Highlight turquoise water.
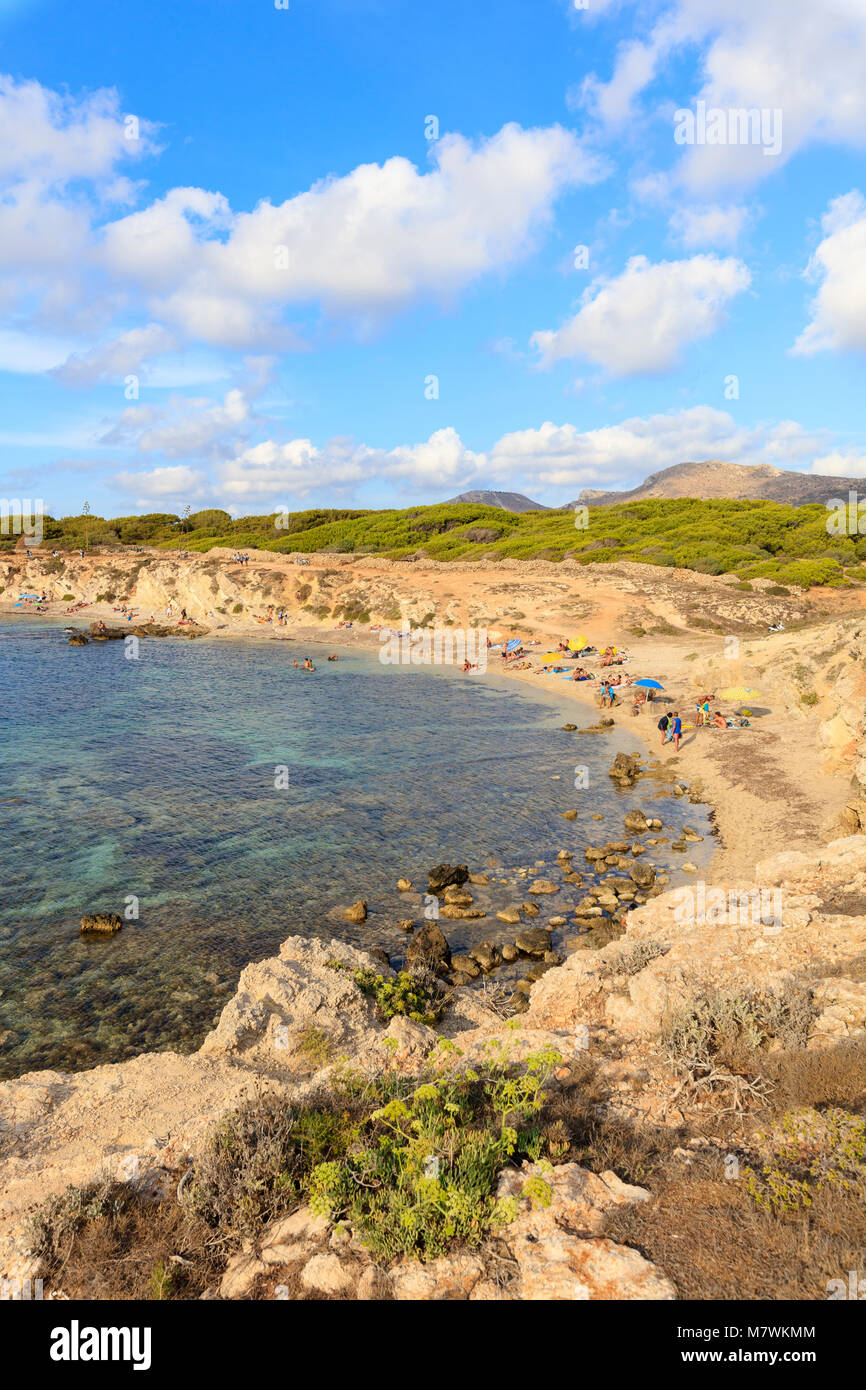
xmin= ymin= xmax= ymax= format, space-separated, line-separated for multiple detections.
xmin=0 ymin=618 xmax=713 ymax=1078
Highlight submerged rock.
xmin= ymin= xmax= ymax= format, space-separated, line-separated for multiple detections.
xmin=428 ymin=864 xmax=469 ymax=893
xmin=80 ymin=913 xmax=122 ymax=935
xmin=515 ymin=927 xmax=552 ymax=957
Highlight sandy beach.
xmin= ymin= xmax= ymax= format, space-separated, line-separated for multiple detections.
xmin=2 ymin=543 xmax=860 ymax=886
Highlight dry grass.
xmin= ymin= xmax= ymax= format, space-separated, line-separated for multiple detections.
xmin=605 ymin=1154 xmax=866 ymax=1300
xmin=31 ymin=1181 xmax=221 ymax=1301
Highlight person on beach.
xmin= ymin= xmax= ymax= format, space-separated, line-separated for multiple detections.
xmin=672 ymin=711 xmax=682 ymax=751
xmin=658 ymin=712 xmax=671 ymax=745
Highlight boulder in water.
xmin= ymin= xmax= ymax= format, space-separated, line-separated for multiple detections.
xmin=406 ymin=919 xmax=452 ymax=976
xmin=428 ymin=864 xmax=469 ymax=893
xmin=343 ymin=900 xmax=368 ymax=923
xmin=80 ymin=913 xmax=122 ymax=935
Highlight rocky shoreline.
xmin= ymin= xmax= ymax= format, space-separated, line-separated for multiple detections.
xmin=2 ymin=549 xmax=866 ymax=1299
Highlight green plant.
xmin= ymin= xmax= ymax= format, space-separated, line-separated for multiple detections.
xmin=326 ymin=962 xmax=446 ymax=1024
xmin=148 ymin=1260 xmax=174 ymax=1300
xmin=307 ymin=1039 xmax=562 ymax=1259
xmin=744 ymin=1107 xmax=866 ymax=1214
xmin=232 ymin=602 xmax=243 ymax=613
xmin=62 ymin=593 xmax=75 ymax=601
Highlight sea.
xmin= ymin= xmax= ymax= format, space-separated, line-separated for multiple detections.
xmin=0 ymin=617 xmax=713 ymax=1078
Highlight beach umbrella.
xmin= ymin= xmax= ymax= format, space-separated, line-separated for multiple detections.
xmin=567 ymin=635 xmax=588 ymax=651
xmin=505 ymin=638 xmax=522 ymax=652
xmin=633 ymin=678 xmax=664 ymax=689
xmin=540 ymin=652 xmax=568 ymax=662
xmin=717 ymin=685 xmax=761 ymax=701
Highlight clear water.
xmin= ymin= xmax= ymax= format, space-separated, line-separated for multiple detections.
xmin=0 ymin=618 xmax=713 ymax=1078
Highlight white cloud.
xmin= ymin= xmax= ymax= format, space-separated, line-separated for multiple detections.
xmin=811 ymin=451 xmax=866 ymax=478
xmin=110 ymin=406 xmax=856 ymax=509
xmin=101 ymin=387 xmax=252 ymax=459
xmin=532 ymin=253 xmax=750 ymax=375
xmin=0 ymin=75 xmax=601 ymax=356
xmin=792 ymin=192 xmax=866 ymax=357
xmin=582 ymin=0 xmax=866 ymax=191
xmin=115 ymin=124 xmax=601 ymax=347
xmin=111 ymin=464 xmax=208 ymax=503
xmin=52 ymin=324 xmax=179 ymax=386
xmin=669 ymin=204 xmax=749 ymax=249
xmin=486 ymin=407 xmax=829 ymax=489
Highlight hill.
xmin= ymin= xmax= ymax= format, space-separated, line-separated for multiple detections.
xmin=7 ymin=493 xmax=866 ymax=588
xmin=571 ymin=459 xmax=865 ymax=509
xmin=445 ymin=490 xmax=549 ymax=512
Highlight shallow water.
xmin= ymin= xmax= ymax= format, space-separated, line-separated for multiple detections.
xmin=0 ymin=619 xmax=713 ymax=1078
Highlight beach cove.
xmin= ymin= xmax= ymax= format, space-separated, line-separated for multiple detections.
xmin=0 ymin=614 xmax=713 ymax=1080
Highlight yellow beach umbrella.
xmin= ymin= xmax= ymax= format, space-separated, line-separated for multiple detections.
xmin=568 ymin=635 xmax=587 ymax=651
xmin=540 ymin=653 xmax=566 ymax=662
xmin=717 ymin=685 xmax=761 ymax=701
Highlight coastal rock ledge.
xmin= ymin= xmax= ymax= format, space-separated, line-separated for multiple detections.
xmin=2 ymin=835 xmax=865 ymax=1299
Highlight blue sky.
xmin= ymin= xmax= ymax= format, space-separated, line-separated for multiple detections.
xmin=1 ymin=0 xmax=865 ymax=518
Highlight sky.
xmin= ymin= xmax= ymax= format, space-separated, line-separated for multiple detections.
xmin=1 ymin=0 xmax=866 ymax=519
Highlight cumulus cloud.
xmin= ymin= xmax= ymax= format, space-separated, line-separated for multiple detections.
xmin=101 ymin=123 xmax=603 ymax=347
xmin=532 ymin=253 xmax=751 ymax=375
xmin=581 ymin=0 xmax=866 ymax=190
xmin=107 ymin=406 xmax=855 ymax=509
xmin=669 ymin=204 xmax=750 ymax=249
xmin=792 ymin=192 xmax=866 ymax=357
xmin=52 ymin=324 xmax=179 ymax=386
xmin=0 ymin=78 xmax=603 ymax=354
xmin=111 ymin=463 xmax=209 ymax=503
xmin=101 ymin=387 xmax=252 ymax=459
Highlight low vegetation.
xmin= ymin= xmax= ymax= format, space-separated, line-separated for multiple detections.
xmin=8 ymin=497 xmax=865 ymax=586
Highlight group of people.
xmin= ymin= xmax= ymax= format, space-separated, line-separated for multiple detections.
xmin=231 ymin=552 xmax=251 ymax=566
xmin=657 ymin=710 xmax=683 ymax=750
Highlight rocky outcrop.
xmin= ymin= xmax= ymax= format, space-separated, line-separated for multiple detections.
xmin=4 ymin=835 xmax=866 ymax=1299
xmin=526 ymin=835 xmax=866 ymax=1046
xmin=79 ymin=913 xmax=122 ymax=935
xmin=216 ymin=1163 xmax=673 ymax=1301
xmin=427 ymin=864 xmax=469 ymax=893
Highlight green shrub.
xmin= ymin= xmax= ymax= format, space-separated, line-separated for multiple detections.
xmin=326 ymin=963 xmax=445 ymax=1024
xmin=744 ymin=1107 xmax=866 ymax=1214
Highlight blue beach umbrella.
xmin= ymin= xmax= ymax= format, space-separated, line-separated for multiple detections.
xmin=633 ymin=678 xmax=664 ymax=689
xmin=505 ymin=637 xmax=523 ymax=651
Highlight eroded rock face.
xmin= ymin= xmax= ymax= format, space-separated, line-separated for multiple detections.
xmin=5 ymin=835 xmax=866 ymax=1298
xmin=496 ymin=1162 xmax=674 ymax=1301
xmin=199 ymin=935 xmax=386 ymax=1065
xmin=527 ymin=835 xmax=866 ymax=1045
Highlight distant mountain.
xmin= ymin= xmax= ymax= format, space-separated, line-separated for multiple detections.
xmin=446 ymin=490 xmax=549 ymax=512
xmin=569 ymin=460 xmax=864 ymax=509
